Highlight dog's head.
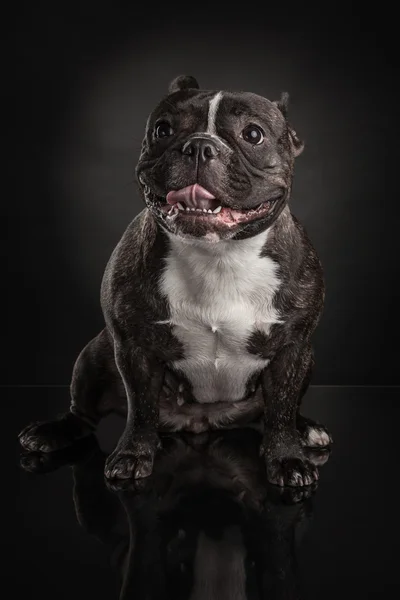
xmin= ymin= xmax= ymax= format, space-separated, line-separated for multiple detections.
xmin=136 ymin=75 xmax=304 ymax=241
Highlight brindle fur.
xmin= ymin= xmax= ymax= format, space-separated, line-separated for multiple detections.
xmin=19 ymin=75 xmax=330 ymax=487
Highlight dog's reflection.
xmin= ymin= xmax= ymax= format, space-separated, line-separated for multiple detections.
xmin=20 ymin=429 xmax=330 ymax=599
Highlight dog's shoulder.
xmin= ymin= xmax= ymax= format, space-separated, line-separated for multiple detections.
xmin=263 ymin=207 xmax=324 ymax=327
xmin=100 ymin=209 xmax=168 ymax=317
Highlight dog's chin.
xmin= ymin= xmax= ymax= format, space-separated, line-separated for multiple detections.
xmin=140 ymin=181 xmax=284 ymax=239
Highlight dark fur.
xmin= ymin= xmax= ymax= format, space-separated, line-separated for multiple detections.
xmin=19 ymin=76 xmax=329 ymax=487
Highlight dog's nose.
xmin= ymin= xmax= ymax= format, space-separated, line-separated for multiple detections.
xmin=182 ymin=137 xmax=220 ymax=161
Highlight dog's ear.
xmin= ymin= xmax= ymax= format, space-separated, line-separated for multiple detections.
xmin=169 ymin=75 xmax=200 ymax=93
xmin=273 ymin=92 xmax=304 ymax=157
xmin=274 ymin=91 xmax=290 ymax=118
xmin=287 ymin=127 xmax=304 ymax=157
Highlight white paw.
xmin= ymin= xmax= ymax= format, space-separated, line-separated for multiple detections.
xmin=305 ymin=425 xmax=331 ymax=448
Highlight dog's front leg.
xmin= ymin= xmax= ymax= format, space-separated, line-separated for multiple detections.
xmin=104 ymin=342 xmax=164 ymax=481
xmin=260 ymin=342 xmax=319 ymax=487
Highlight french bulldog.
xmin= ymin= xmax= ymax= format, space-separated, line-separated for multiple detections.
xmin=19 ymin=75 xmax=332 ymax=487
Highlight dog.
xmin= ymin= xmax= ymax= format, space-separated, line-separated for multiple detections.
xmin=19 ymin=75 xmax=332 ymax=487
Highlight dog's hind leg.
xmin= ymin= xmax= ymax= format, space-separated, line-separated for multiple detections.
xmin=19 ymin=328 xmax=126 ymax=452
xmin=296 ymin=350 xmax=332 ymax=449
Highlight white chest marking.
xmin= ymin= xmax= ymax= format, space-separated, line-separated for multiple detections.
xmin=157 ymin=229 xmax=282 ymax=404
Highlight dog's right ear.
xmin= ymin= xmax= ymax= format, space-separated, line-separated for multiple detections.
xmin=273 ymin=92 xmax=304 ymax=157
xmin=273 ymin=91 xmax=290 ymax=118
xmin=169 ymin=75 xmax=200 ymax=93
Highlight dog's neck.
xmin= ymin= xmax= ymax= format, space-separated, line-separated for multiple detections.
xmin=163 ymin=226 xmax=270 ymax=262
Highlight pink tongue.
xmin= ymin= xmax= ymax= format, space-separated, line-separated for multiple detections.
xmin=166 ymin=184 xmax=215 ymax=208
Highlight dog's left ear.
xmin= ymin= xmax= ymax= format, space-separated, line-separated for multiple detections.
xmin=169 ymin=75 xmax=200 ymax=93
xmin=273 ymin=92 xmax=304 ymax=157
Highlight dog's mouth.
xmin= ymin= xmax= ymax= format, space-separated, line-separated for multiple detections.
xmin=142 ymin=182 xmax=280 ymax=226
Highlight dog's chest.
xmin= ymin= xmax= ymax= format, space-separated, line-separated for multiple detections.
xmin=157 ymin=231 xmax=282 ymax=403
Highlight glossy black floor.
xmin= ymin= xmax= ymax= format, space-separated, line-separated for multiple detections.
xmin=11 ymin=386 xmax=400 ymax=599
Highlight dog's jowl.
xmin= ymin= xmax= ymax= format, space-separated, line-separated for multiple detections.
xmin=19 ymin=75 xmax=332 ymax=487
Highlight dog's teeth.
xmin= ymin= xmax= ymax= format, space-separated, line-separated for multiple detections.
xmin=208 ymin=209 xmax=213 ymax=213
xmin=185 ymin=207 xmax=191 ymax=212
xmin=213 ymin=206 xmax=222 ymax=213
xmin=166 ymin=204 xmax=179 ymax=219
xmin=202 ymin=208 xmax=208 ymax=213
xmin=190 ymin=207 xmax=196 ymax=211
xmin=177 ymin=202 xmax=184 ymax=210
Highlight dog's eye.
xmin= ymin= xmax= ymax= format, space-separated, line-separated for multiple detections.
xmin=242 ymin=124 xmax=264 ymax=145
xmin=155 ymin=121 xmax=174 ymax=138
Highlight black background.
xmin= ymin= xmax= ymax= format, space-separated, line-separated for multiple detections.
xmin=7 ymin=3 xmax=400 ymax=386
xmin=9 ymin=7 xmax=400 ymax=598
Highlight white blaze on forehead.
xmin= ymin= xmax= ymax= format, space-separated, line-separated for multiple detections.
xmin=207 ymin=92 xmax=223 ymax=134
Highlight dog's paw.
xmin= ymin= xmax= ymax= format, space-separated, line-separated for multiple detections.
xmin=266 ymin=478 xmax=317 ymax=505
xmin=105 ymin=476 xmax=151 ymax=493
xmin=305 ymin=447 xmax=331 ymax=468
xmin=262 ymin=428 xmax=319 ymax=487
xmin=297 ymin=415 xmax=333 ymax=449
xmin=104 ymin=430 xmax=160 ymax=481
xmin=20 ymin=451 xmax=56 ymax=474
xmin=18 ymin=412 xmax=93 ymax=453
xmin=19 ymin=435 xmax=98 ymax=474
xmin=266 ymin=456 xmax=319 ymax=488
